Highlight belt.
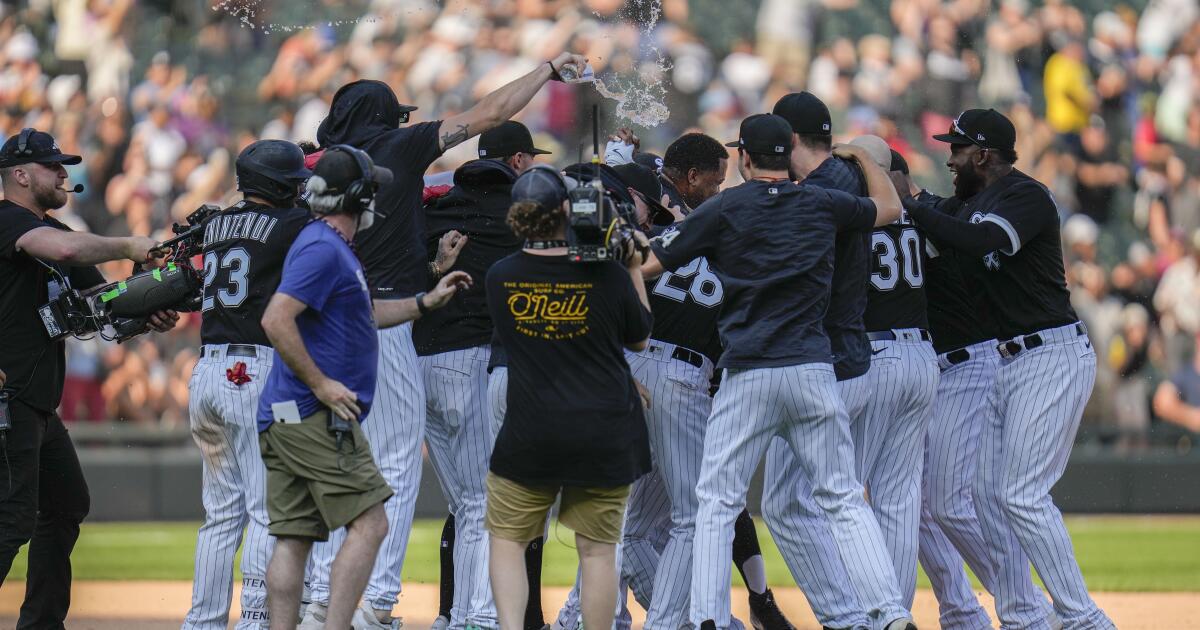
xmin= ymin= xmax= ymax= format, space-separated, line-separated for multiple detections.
xmin=202 ymin=344 xmax=260 ymax=359
xmin=866 ymin=329 xmax=932 ymax=343
xmin=942 ymin=348 xmax=971 ymax=367
xmin=997 ymin=322 xmax=1087 ymax=359
xmin=671 ymin=346 xmax=706 ymax=369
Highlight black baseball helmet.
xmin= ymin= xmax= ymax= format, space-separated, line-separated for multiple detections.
xmin=235 ymin=140 xmax=312 ymax=206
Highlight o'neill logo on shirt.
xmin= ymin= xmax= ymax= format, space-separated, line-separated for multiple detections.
xmin=969 ymin=211 xmax=1001 ymax=271
xmin=505 ymin=281 xmax=591 ymax=340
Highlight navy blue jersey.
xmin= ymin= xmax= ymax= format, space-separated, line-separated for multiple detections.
xmin=650 ymin=180 xmax=877 ymax=370
xmin=863 ymin=208 xmax=929 ymax=332
xmin=802 ymin=156 xmax=871 ymax=380
xmin=646 ymin=223 xmax=723 ymax=363
xmin=914 ymin=192 xmax=996 ymax=353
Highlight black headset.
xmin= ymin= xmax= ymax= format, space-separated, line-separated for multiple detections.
xmin=15 ymin=127 xmax=35 ymax=157
xmin=326 ymin=145 xmax=377 ymax=215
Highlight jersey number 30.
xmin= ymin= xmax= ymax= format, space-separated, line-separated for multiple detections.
xmin=202 ymin=248 xmax=250 ymax=311
xmin=871 ymin=228 xmax=924 ymax=291
xmin=652 ymin=257 xmax=722 ymax=307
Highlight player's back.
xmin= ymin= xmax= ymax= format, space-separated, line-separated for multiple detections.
xmin=863 ymin=208 xmax=928 ymax=332
xmin=646 ymin=223 xmax=723 ymax=365
xmin=200 ymin=200 xmax=312 ymax=346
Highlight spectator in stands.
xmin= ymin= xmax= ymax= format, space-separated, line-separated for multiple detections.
xmin=1153 ymin=331 xmax=1200 ymax=434
xmin=1043 ymin=38 xmax=1093 ymax=143
xmin=1075 ymin=116 xmax=1129 ymax=224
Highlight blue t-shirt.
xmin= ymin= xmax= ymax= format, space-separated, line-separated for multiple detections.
xmin=650 ymin=179 xmax=877 ymax=369
xmin=257 ymin=221 xmax=379 ymax=432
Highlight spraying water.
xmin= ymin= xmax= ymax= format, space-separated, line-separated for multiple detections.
xmin=593 ymin=0 xmax=672 ymax=127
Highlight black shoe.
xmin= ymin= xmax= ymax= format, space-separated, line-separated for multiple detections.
xmin=701 ymin=620 xmax=718 ymax=630
xmin=748 ymin=589 xmax=796 ymax=630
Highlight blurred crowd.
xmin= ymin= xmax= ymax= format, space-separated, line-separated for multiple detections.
xmin=1 ymin=0 xmax=1198 ymax=448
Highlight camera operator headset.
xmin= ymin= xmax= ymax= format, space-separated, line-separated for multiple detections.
xmin=183 ymin=139 xmax=313 ymax=630
xmin=0 ymin=128 xmax=178 ymax=627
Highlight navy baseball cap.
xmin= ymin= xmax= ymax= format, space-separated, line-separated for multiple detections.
xmin=772 ymin=92 xmax=833 ymax=136
xmin=312 ymin=145 xmax=393 ymax=193
xmin=890 ymin=149 xmax=910 ymax=174
xmin=633 ymin=152 xmax=664 ymax=173
xmin=512 ymin=164 xmax=569 ymax=212
xmin=933 ymin=109 xmax=1016 ymax=151
xmin=479 ymin=121 xmax=551 ymax=159
xmin=0 ymin=128 xmax=82 ymax=168
xmin=725 ymin=114 xmax=793 ymax=156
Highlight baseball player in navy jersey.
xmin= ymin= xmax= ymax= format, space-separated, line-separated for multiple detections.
xmin=758 ymin=94 xmax=913 ymax=630
xmin=417 ymin=122 xmax=550 ymax=630
xmin=905 ymin=108 xmax=1114 ymax=630
xmin=184 ymin=140 xmax=312 ymax=629
xmin=641 ymin=114 xmax=911 ymax=630
xmin=300 ymin=51 xmax=587 ymax=630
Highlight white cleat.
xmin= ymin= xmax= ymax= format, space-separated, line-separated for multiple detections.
xmin=298 ymin=603 xmax=326 ymax=630
xmin=351 ymin=600 xmax=404 ymax=630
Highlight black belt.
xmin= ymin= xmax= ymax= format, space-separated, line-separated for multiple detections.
xmin=997 ymin=323 xmax=1086 ymax=359
xmin=943 ymin=347 xmax=972 ymax=367
xmin=203 ymin=344 xmax=259 ymax=358
xmin=866 ymin=329 xmax=932 ymax=343
xmin=671 ymin=346 xmax=706 ymax=369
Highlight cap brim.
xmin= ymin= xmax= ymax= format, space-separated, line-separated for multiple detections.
xmin=371 ymin=165 xmax=394 ymax=186
xmin=399 ymin=105 xmax=418 ymax=113
xmin=724 ymin=140 xmax=740 ymax=148
xmin=284 ymin=166 xmax=313 ymax=180
xmin=932 ymin=132 xmax=973 ymax=145
xmin=43 ymin=153 xmax=82 ymax=165
xmin=528 ymin=147 xmax=552 ymax=155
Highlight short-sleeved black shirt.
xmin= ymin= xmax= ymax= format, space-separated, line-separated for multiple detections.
xmin=863 ymin=208 xmax=929 ymax=332
xmin=486 ymin=253 xmax=653 ymax=487
xmin=200 ymin=200 xmax=312 ymax=346
xmin=0 ymin=201 xmax=105 ymax=413
xmin=915 ymin=192 xmax=997 ymax=354
xmin=955 ymin=170 xmax=1078 ymax=339
xmin=650 ymin=180 xmax=877 ymax=370
xmin=802 ymin=157 xmax=872 ymax=380
xmin=646 ymin=223 xmax=723 ymax=363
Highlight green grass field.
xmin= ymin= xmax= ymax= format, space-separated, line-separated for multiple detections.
xmin=6 ymin=516 xmax=1199 ymax=592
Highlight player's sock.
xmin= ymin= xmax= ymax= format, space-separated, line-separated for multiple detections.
xmin=733 ymin=509 xmax=768 ymax=594
xmin=523 ymin=536 xmax=546 ymax=629
xmin=439 ymin=513 xmax=456 ymax=620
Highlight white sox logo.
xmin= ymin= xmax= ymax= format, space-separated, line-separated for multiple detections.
xmin=969 ymin=211 xmax=1001 ymax=271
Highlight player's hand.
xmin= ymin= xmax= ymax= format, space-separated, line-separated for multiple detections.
xmin=634 ymin=378 xmax=652 ymax=409
xmin=831 ymin=143 xmax=869 ymax=163
xmin=126 ymin=236 xmax=168 ymax=267
xmin=424 ymin=271 xmax=474 ymax=311
xmin=610 ymin=127 xmax=640 ymax=149
xmin=549 ymin=52 xmax=589 ymax=81
xmin=147 ymin=309 xmax=180 ymax=333
xmin=661 ymin=194 xmax=685 ymax=222
xmin=623 ymin=230 xmax=651 ymax=269
xmin=315 ymin=378 xmax=360 ymax=422
xmin=435 ymin=230 xmax=468 ymax=275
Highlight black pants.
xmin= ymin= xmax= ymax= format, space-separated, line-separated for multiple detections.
xmin=0 ymin=402 xmax=90 ymax=630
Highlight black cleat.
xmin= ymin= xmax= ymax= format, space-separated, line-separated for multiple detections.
xmin=748 ymin=589 xmax=796 ymax=630
xmin=701 ymin=620 xmax=718 ymax=630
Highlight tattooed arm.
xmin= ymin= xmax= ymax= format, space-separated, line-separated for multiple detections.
xmin=437 ymin=51 xmax=588 ymax=152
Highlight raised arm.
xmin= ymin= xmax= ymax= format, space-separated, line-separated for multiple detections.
xmin=438 ymin=51 xmax=588 ymax=152
xmin=832 ymin=144 xmax=902 ymax=226
xmin=16 ymin=227 xmax=162 ymax=266
xmin=373 ymin=271 xmax=473 ymax=329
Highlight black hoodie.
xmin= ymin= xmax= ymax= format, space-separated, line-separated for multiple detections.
xmin=317 ymin=80 xmax=444 ymax=299
xmin=413 ymin=159 xmax=523 ymax=356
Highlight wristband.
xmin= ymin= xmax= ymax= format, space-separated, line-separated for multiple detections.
xmin=547 ymin=60 xmax=564 ymax=82
xmin=415 ymin=291 xmax=431 ymax=316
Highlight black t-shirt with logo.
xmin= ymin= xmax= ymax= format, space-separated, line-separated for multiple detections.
xmin=915 ymin=192 xmax=998 ymax=354
xmin=952 ymin=170 xmax=1078 ymax=340
xmin=0 ymin=201 xmax=105 ymax=413
xmin=486 ymin=253 xmax=653 ymax=487
xmin=646 ymin=223 xmax=724 ymax=364
xmin=650 ymin=180 xmax=877 ymax=370
xmin=863 ymin=208 xmax=929 ymax=332
xmin=200 ymin=200 xmax=312 ymax=346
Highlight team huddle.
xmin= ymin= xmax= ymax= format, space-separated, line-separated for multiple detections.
xmin=179 ymin=51 xmax=1112 ymax=630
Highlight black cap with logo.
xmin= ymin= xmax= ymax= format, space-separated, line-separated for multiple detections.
xmin=933 ymin=108 xmax=1016 ymax=151
xmin=772 ymin=92 xmax=833 ymax=136
xmin=478 ymin=121 xmax=552 ymax=159
xmin=0 ymin=128 xmax=82 ymax=168
xmin=725 ymin=114 xmax=793 ymax=156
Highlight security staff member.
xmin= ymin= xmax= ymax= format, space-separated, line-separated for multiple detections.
xmin=0 ymin=128 xmax=177 ymax=628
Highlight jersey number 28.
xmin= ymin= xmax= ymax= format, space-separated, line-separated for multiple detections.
xmin=871 ymin=228 xmax=924 ymax=291
xmin=652 ymin=257 xmax=723 ymax=307
xmin=202 ymin=248 xmax=250 ymax=311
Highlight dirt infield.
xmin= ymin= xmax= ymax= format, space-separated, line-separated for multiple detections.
xmin=2 ymin=581 xmax=1197 ymax=629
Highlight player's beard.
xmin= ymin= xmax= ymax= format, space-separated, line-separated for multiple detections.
xmin=32 ymin=177 xmax=68 ymax=210
xmin=953 ymin=165 xmax=984 ymax=199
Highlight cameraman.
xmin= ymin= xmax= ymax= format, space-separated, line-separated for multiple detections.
xmin=257 ymin=147 xmax=470 ymax=630
xmin=484 ymin=166 xmax=652 ymax=630
xmin=0 ymin=128 xmax=177 ymax=627
xmin=183 ymin=140 xmax=312 ymax=630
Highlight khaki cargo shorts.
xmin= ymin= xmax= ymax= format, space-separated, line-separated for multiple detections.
xmin=485 ymin=472 xmax=630 ymax=544
xmin=259 ymin=409 xmax=393 ymax=541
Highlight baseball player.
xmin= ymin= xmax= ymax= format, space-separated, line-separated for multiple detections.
xmin=418 ymin=121 xmax=550 ymax=630
xmin=184 ymin=140 xmax=312 ymax=629
xmin=759 ymin=93 xmax=913 ymax=630
xmin=301 ymin=52 xmax=587 ymax=629
xmin=640 ymin=114 xmax=911 ymax=630
xmin=905 ymin=108 xmax=1114 ymax=629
